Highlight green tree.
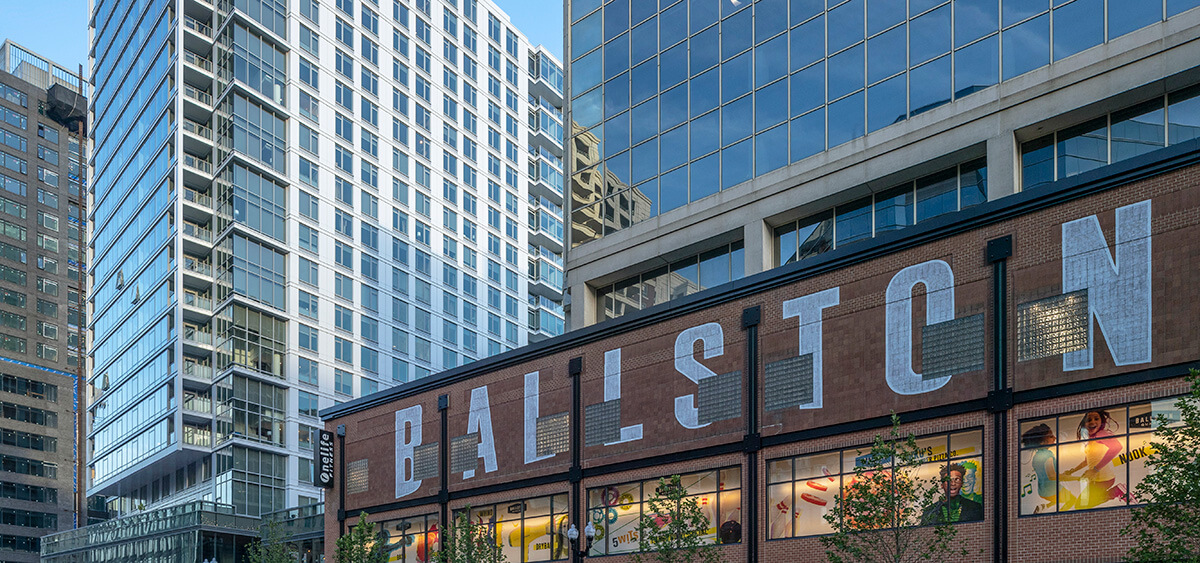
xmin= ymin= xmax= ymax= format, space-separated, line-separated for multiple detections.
xmin=431 ymin=507 xmax=507 ymax=563
xmin=820 ymin=414 xmax=970 ymax=563
xmin=1123 ymin=370 xmax=1200 ymax=562
xmin=245 ymin=517 xmax=297 ymax=563
xmin=631 ymin=475 xmax=724 ymax=563
xmin=334 ymin=512 xmax=388 ymax=563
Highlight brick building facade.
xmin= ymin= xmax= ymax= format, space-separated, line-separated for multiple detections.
xmin=321 ymin=141 xmax=1200 ymax=563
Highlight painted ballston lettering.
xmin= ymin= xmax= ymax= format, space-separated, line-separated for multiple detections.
xmin=885 ymin=259 xmax=957 ymax=395
xmin=463 ymin=385 xmax=498 ymax=479
xmin=675 ymin=322 xmax=725 ymax=429
xmin=395 ymin=405 xmax=422 ymax=498
xmin=603 ymin=348 xmax=643 ymax=445
xmin=782 ymin=287 xmax=840 ymax=409
xmin=1062 ymin=199 xmax=1152 ymax=371
xmin=524 ymin=371 xmax=554 ymax=464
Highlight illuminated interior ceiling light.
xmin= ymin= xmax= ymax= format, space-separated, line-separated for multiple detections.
xmin=1016 ymin=289 xmax=1089 ymax=361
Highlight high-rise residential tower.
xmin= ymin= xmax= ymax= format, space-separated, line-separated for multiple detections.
xmin=564 ymin=0 xmax=1200 ymax=328
xmin=0 ymin=40 xmax=87 ymax=563
xmin=42 ymin=0 xmax=566 ymax=559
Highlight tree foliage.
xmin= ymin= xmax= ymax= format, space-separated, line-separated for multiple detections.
xmin=335 ymin=512 xmax=389 ymax=563
xmin=820 ymin=414 xmax=970 ymax=563
xmin=1123 ymin=370 xmax=1200 ymax=563
xmin=245 ymin=517 xmax=297 ymax=563
xmin=431 ymin=507 xmax=508 ymax=563
xmin=632 ymin=475 xmax=724 ymax=563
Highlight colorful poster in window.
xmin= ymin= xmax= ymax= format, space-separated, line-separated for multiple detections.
xmin=1018 ymin=397 xmax=1185 ymax=515
xmin=586 ymin=467 xmax=742 ymax=556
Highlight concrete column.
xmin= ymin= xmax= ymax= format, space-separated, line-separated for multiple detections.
xmin=986 ymin=132 xmax=1019 ymax=200
xmin=743 ymin=219 xmax=773 ymax=277
xmin=567 ymin=281 xmax=596 ymax=330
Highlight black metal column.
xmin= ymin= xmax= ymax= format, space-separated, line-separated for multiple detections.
xmin=438 ymin=394 xmax=450 ymax=530
xmin=987 ymin=235 xmax=1013 ymax=563
xmin=742 ymin=306 xmax=762 ymax=563
xmin=568 ymin=357 xmax=584 ymax=563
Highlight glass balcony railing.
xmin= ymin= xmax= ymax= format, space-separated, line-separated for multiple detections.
xmin=182 ymin=221 xmax=213 ymax=242
xmin=183 ymin=255 xmax=213 ymax=277
xmin=183 ymin=425 xmax=212 ymax=447
xmin=183 ymin=187 xmax=213 ymax=208
xmin=183 ymin=50 xmax=213 ymax=73
xmin=183 ymin=119 xmax=212 ymax=140
xmin=183 ymin=16 xmax=212 ymax=38
xmin=183 ymin=360 xmax=213 ymax=381
xmin=183 ymin=324 xmax=213 ymax=346
xmin=182 ymin=393 xmax=212 ymax=414
xmin=183 ymin=291 xmax=213 ymax=311
xmin=183 ymin=85 xmax=212 ymax=106
xmin=183 ymin=153 xmax=213 ymax=175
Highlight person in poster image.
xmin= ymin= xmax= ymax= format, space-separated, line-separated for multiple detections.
xmin=920 ymin=463 xmax=984 ymax=525
xmin=1021 ymin=424 xmax=1059 ymax=513
xmin=1062 ymin=410 xmax=1127 ymax=509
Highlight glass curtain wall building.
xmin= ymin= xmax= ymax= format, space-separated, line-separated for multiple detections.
xmin=565 ymin=0 xmax=1200 ymax=327
xmin=83 ymin=0 xmax=565 ymax=539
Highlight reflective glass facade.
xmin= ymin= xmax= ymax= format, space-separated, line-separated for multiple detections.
xmin=567 ymin=0 xmax=1200 ymax=245
xmin=87 ymin=0 xmax=566 ymax=531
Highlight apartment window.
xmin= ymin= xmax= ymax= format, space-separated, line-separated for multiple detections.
xmin=298 ymin=325 xmax=319 ymax=352
xmin=299 ymin=390 xmax=319 ymax=417
xmin=298 ymin=357 xmax=319 ymax=385
xmin=335 ymin=368 xmax=353 ymax=395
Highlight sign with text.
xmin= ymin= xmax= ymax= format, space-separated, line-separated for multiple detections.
xmin=317 ymin=429 xmax=336 ymax=489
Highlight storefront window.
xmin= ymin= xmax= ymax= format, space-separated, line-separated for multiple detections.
xmin=767 ymin=430 xmax=983 ymax=539
xmin=452 ymin=494 xmax=570 ymax=562
xmin=1019 ymin=397 xmax=1184 ymax=515
xmin=379 ymin=513 xmax=440 ymax=563
xmin=586 ymin=467 xmax=743 ymax=556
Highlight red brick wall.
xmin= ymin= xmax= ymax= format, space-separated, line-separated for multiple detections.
xmin=324 ymin=162 xmax=1200 ymax=562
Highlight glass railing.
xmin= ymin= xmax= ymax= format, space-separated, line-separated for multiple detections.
xmin=183 ymin=187 xmax=213 ymax=207
xmin=183 ymin=16 xmax=213 ymax=38
xmin=182 ymin=393 xmax=212 ymax=414
xmin=41 ymin=501 xmax=258 ymax=556
xmin=262 ymin=503 xmax=325 ymax=540
xmin=183 ymin=255 xmax=213 ymax=276
xmin=183 ymin=324 xmax=213 ymax=346
xmin=183 ymin=291 xmax=213 ymax=311
xmin=183 ymin=360 xmax=213 ymax=381
xmin=183 ymin=50 xmax=213 ymax=73
xmin=183 ymin=425 xmax=212 ymax=446
xmin=182 ymin=221 xmax=213 ymax=242
xmin=183 ymin=118 xmax=212 ymax=140
xmin=183 ymin=85 xmax=212 ymax=106
xmin=183 ymin=153 xmax=213 ymax=175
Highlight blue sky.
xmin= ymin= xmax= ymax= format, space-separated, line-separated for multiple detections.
xmin=0 ymin=0 xmax=562 ymax=77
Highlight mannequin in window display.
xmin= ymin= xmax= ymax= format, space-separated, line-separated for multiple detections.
xmin=1061 ymin=410 xmax=1127 ymax=509
xmin=1021 ymin=424 xmax=1060 ymax=513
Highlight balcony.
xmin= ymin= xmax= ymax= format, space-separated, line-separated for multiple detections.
xmin=183 ymin=50 xmax=214 ymax=91
xmin=183 ymin=425 xmax=212 ymax=448
xmin=183 ymin=153 xmax=212 ymax=176
xmin=182 ymin=85 xmax=213 ymax=123
xmin=183 ymin=290 xmax=213 ymax=313
xmin=182 ymin=391 xmax=212 ymax=414
xmin=183 ymin=118 xmax=212 ymax=140
xmin=183 ymin=186 xmax=213 ymax=209
xmin=183 ymin=254 xmax=214 ymax=279
xmin=183 ymin=324 xmax=214 ymax=356
xmin=182 ymin=221 xmax=212 ymax=243
xmin=183 ymin=16 xmax=213 ymax=39
xmin=183 ymin=359 xmax=213 ymax=382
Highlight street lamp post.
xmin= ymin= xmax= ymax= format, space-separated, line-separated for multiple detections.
xmin=566 ymin=521 xmax=596 ymax=561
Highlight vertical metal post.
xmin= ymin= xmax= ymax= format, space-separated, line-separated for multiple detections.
xmin=987 ymin=236 xmax=1013 ymax=563
xmin=742 ymin=306 xmax=761 ymax=563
